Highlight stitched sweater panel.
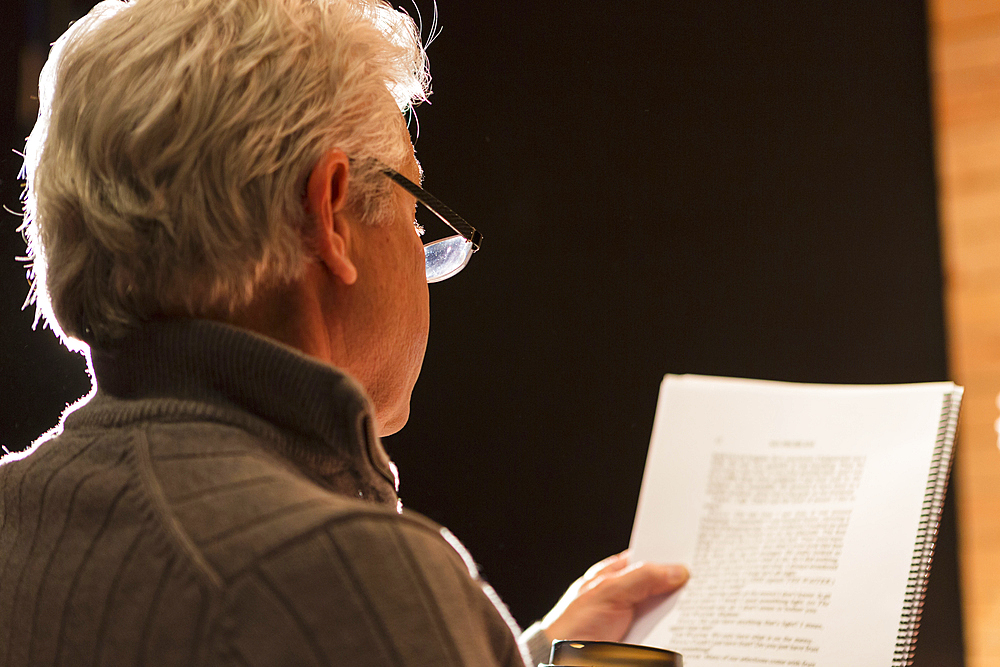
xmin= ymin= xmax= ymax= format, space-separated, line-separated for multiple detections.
xmin=0 ymin=320 xmax=529 ymax=667
xmin=0 ymin=407 xmax=526 ymax=667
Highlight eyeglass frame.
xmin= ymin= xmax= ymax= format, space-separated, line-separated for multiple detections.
xmin=377 ymin=164 xmax=483 ymax=253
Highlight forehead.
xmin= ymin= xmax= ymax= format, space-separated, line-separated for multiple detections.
xmin=396 ymin=139 xmax=421 ymax=187
xmin=379 ymin=84 xmax=422 ymax=183
xmin=403 ymin=152 xmax=422 ymax=186
xmin=395 ymin=116 xmax=422 ymax=184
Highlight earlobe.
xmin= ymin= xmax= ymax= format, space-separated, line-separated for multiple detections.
xmin=305 ymin=149 xmax=358 ymax=286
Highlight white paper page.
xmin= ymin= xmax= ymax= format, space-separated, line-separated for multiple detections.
xmin=626 ymin=375 xmax=958 ymax=667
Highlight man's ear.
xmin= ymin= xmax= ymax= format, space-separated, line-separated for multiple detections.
xmin=305 ymin=148 xmax=358 ymax=286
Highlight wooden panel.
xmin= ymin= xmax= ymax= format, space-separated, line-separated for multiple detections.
xmin=939 ymin=124 xmax=1000 ymax=179
xmin=929 ymin=2 xmax=1000 ymax=665
xmin=932 ymin=0 xmax=1000 ymax=24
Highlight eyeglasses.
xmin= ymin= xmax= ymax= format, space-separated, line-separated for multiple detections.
xmin=380 ymin=166 xmax=483 ymax=283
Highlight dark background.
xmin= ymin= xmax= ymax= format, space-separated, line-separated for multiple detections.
xmin=1 ymin=1 xmax=963 ymax=665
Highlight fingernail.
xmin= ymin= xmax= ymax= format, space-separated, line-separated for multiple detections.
xmin=666 ymin=565 xmax=689 ymax=586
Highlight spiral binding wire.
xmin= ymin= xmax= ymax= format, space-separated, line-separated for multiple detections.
xmin=891 ymin=390 xmax=961 ymax=666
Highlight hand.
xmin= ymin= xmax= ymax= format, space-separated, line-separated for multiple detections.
xmin=539 ymin=551 xmax=688 ymax=643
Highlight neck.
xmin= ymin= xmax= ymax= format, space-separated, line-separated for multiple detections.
xmin=222 ymin=263 xmax=347 ymax=369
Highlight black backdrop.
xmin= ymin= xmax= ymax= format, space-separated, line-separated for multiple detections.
xmin=1 ymin=1 xmax=963 ymax=665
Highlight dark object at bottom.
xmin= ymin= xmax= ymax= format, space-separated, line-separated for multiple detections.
xmin=544 ymin=639 xmax=683 ymax=666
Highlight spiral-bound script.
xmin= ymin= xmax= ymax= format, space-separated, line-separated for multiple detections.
xmin=626 ymin=375 xmax=963 ymax=667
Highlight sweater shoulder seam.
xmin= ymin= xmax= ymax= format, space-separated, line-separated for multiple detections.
xmin=134 ymin=423 xmax=224 ymax=590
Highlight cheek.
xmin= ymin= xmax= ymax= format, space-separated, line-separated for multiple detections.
xmin=415 ymin=255 xmax=430 ymax=327
xmin=404 ymin=234 xmax=429 ymax=324
xmin=412 ymin=226 xmax=427 ymax=270
xmin=412 ymin=238 xmax=429 ymax=295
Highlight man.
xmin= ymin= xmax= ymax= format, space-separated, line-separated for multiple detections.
xmin=0 ymin=0 xmax=688 ymax=665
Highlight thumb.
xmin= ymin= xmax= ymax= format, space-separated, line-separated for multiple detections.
xmin=597 ymin=562 xmax=689 ymax=605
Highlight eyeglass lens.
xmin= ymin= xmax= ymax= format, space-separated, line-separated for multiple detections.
xmin=425 ymin=236 xmax=474 ymax=283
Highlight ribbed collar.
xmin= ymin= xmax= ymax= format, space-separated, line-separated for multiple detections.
xmin=84 ymin=318 xmax=399 ymax=505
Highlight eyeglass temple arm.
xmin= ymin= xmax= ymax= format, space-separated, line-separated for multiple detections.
xmin=381 ymin=168 xmax=483 ymax=252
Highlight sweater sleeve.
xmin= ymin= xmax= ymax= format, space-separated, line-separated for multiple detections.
xmin=520 ymin=622 xmax=552 ymax=666
xmin=212 ymin=513 xmax=527 ymax=667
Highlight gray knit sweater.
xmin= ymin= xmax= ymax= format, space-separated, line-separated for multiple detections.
xmin=0 ymin=320 xmax=538 ymax=666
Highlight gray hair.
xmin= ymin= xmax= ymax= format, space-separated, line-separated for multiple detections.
xmin=21 ymin=0 xmax=430 ymax=348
